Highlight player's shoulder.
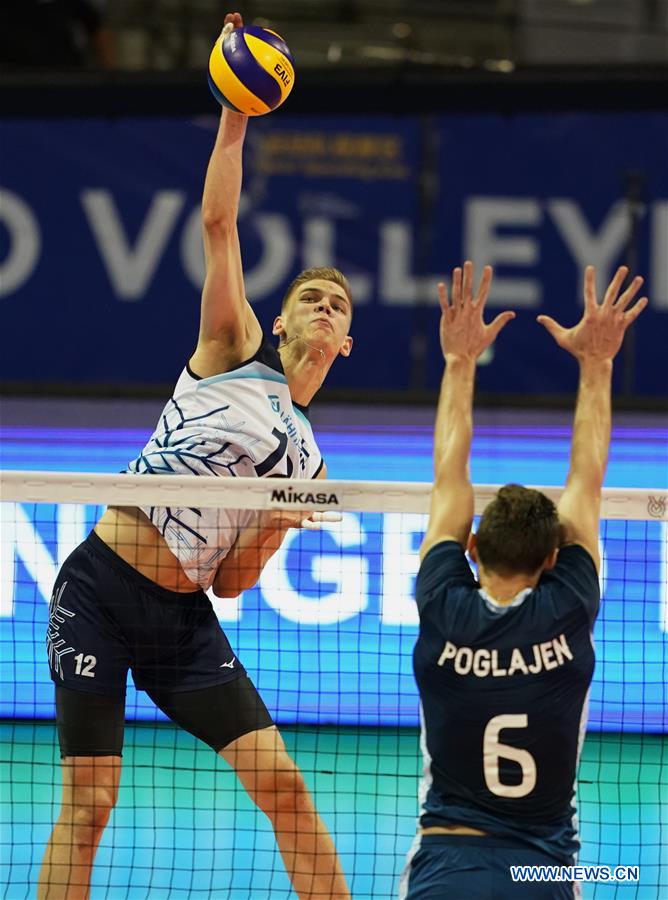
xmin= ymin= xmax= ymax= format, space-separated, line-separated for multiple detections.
xmin=176 ymin=334 xmax=283 ymax=387
xmin=537 ymin=542 xmax=600 ymax=625
xmin=420 ymin=538 xmax=469 ymax=568
xmin=550 ymin=543 xmax=599 ymax=578
xmin=416 ymin=540 xmax=477 ymax=615
xmin=253 ymin=333 xmax=284 ymax=375
xmin=172 ymin=363 xmax=198 ymax=394
xmin=185 ymin=324 xmax=278 ymax=382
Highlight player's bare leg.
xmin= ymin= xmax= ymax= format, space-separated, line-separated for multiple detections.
xmin=38 ymin=756 xmax=121 ymax=900
xmin=221 ymin=726 xmax=350 ymax=899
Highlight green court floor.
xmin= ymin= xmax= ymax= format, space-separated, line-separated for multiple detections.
xmin=1 ymin=723 xmax=665 ymax=899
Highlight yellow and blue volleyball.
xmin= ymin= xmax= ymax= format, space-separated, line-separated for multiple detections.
xmin=208 ymin=25 xmax=295 ymax=116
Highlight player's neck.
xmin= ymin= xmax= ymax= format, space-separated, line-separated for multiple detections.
xmin=478 ymin=569 xmax=541 ymax=605
xmin=279 ymin=342 xmax=333 ymax=405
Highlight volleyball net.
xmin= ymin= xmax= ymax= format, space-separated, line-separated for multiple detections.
xmin=0 ymin=471 xmax=666 ymax=899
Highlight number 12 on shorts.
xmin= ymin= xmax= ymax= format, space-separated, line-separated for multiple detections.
xmin=73 ymin=653 xmax=97 ymax=677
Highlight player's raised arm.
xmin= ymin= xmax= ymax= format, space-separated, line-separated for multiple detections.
xmin=420 ymin=262 xmax=514 ymax=560
xmin=191 ymin=12 xmax=262 ymax=373
xmin=538 ymin=265 xmax=647 ymax=571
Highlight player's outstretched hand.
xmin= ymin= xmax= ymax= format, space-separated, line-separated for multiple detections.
xmin=299 ymin=511 xmax=342 ymax=530
xmin=537 ymin=265 xmax=648 ymax=363
xmin=438 ymin=261 xmax=515 ymax=361
xmin=220 ymin=10 xmax=243 ymax=40
xmin=261 ymin=509 xmax=342 ymax=532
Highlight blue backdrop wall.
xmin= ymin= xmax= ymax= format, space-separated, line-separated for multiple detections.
xmin=1 ymin=112 xmax=667 ymax=394
xmin=2 ymin=425 xmax=667 ymax=732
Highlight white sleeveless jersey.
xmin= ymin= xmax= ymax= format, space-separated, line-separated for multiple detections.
xmin=127 ymin=337 xmax=324 ymax=589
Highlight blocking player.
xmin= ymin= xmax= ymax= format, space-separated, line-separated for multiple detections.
xmin=400 ymin=262 xmax=647 ymax=899
xmin=39 ymin=11 xmax=352 ymax=900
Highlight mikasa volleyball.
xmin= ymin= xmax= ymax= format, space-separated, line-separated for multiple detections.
xmin=208 ymin=25 xmax=295 ymax=116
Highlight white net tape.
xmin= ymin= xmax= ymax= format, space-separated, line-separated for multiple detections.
xmin=2 ymin=470 xmax=667 ymax=520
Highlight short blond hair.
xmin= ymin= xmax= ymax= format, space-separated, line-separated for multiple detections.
xmin=281 ymin=267 xmax=352 ymax=317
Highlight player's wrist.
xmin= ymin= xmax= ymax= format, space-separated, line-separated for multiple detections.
xmin=444 ymin=353 xmax=478 ymax=370
xmin=222 ymin=107 xmax=248 ymax=124
xmin=219 ymin=108 xmax=249 ymax=143
xmin=577 ymin=357 xmax=614 ymax=376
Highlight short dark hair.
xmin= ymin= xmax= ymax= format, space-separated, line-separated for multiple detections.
xmin=475 ymin=484 xmax=564 ymax=575
xmin=281 ymin=267 xmax=352 ymax=316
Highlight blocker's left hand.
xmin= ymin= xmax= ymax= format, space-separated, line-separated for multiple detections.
xmin=537 ymin=265 xmax=647 ymax=364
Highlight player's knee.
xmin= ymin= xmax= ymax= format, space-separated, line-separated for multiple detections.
xmin=253 ymin=761 xmax=312 ymax=818
xmin=74 ymin=801 xmax=114 ymax=837
xmin=61 ymin=784 xmax=118 ymax=833
xmin=274 ymin=768 xmax=313 ymax=817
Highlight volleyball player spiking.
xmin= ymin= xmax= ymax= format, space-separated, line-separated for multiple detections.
xmin=39 ymin=11 xmax=351 ymax=899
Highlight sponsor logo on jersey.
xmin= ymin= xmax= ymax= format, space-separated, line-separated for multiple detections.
xmin=270 ymin=488 xmax=340 ymax=506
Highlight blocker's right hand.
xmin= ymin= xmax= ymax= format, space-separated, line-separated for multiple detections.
xmin=438 ymin=260 xmax=515 ymax=362
xmin=220 ymin=11 xmax=243 ymax=40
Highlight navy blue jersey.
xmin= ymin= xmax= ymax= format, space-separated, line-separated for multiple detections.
xmin=413 ymin=541 xmax=600 ymax=864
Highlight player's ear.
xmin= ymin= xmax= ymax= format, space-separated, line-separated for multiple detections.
xmin=339 ymin=335 xmax=353 ymax=357
xmin=272 ymin=315 xmax=285 ymax=338
xmin=543 ymin=547 xmax=559 ymax=571
xmin=467 ymin=532 xmax=478 ymax=561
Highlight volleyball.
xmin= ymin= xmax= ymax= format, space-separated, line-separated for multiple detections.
xmin=208 ymin=25 xmax=295 ymax=116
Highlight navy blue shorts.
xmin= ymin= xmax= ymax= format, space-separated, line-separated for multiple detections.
xmin=47 ymin=531 xmax=245 ymax=696
xmin=402 ymin=835 xmax=576 ymax=900
xmin=47 ymin=532 xmax=274 ymax=756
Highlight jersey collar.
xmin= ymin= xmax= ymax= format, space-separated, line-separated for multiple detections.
xmin=478 ymin=587 xmax=532 ymax=615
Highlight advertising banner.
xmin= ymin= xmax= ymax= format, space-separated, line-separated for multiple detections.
xmin=2 ymin=501 xmax=665 ymax=732
xmin=2 ymin=113 xmax=666 ymax=394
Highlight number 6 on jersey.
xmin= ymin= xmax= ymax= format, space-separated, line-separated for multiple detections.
xmin=483 ymin=714 xmax=537 ymax=799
